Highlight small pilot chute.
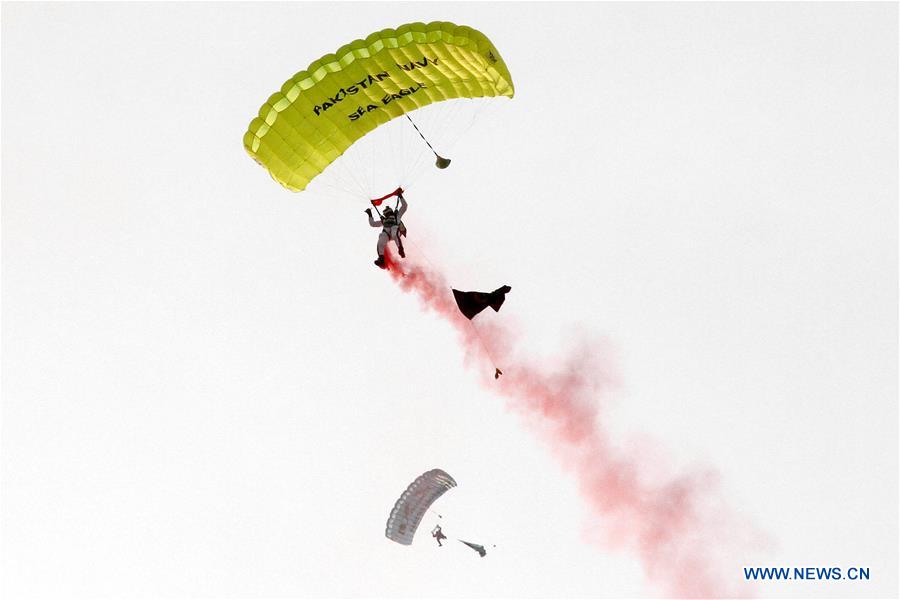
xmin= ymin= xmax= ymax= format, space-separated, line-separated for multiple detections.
xmin=452 ymin=285 xmax=512 ymax=320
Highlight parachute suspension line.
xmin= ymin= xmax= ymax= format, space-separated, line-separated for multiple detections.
xmin=400 ymin=111 xmax=415 ymax=191
xmin=309 ymin=153 xmax=369 ymax=203
xmin=400 ymin=132 xmax=431 ymax=188
xmin=444 ymin=97 xmax=498 ymax=157
xmin=398 ymin=112 xmax=423 ymax=188
xmin=322 ymin=146 xmax=368 ymax=199
xmin=429 ymin=97 xmax=470 ymax=152
xmin=405 ymin=113 xmax=438 ymax=155
xmin=400 ymin=107 xmax=445 ymax=185
xmin=393 ymin=97 xmax=485 ymax=189
xmin=396 ymin=96 xmax=500 ymax=189
xmin=367 ymin=126 xmax=378 ymax=196
xmin=388 ymin=112 xmax=404 ymax=195
xmin=468 ymin=320 xmax=503 ymax=380
xmin=330 ymin=152 xmax=359 ymax=193
xmin=310 ymin=181 xmax=355 ymax=204
xmin=328 ymin=131 xmax=369 ymax=196
xmin=470 ymin=97 xmax=496 ymax=132
xmin=406 ymin=114 xmax=451 ymax=169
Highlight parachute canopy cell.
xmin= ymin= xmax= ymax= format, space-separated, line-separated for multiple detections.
xmin=243 ymin=21 xmax=515 ymax=192
xmin=385 ymin=469 xmax=457 ymax=545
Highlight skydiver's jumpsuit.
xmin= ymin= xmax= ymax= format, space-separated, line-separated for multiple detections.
xmin=368 ymin=195 xmax=408 ymax=258
xmin=432 ymin=525 xmax=447 ymax=547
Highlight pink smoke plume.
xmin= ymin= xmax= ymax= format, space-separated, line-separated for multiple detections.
xmin=381 ymin=248 xmax=761 ymax=598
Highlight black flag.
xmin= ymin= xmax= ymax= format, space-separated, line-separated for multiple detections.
xmin=451 ymin=285 xmax=512 ymax=320
xmin=459 ymin=540 xmax=487 ymax=557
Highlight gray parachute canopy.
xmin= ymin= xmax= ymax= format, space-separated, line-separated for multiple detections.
xmin=385 ymin=469 xmax=457 ymax=545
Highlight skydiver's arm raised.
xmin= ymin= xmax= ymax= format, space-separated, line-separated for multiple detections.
xmin=396 ymin=194 xmax=408 ymax=219
xmin=365 ymin=208 xmax=382 ymax=227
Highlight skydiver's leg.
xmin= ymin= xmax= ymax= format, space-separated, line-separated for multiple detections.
xmin=374 ymin=231 xmax=389 ymax=268
xmin=396 ymin=229 xmax=406 ymax=258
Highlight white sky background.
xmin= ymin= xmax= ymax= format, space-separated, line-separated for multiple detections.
xmin=1 ymin=2 xmax=897 ymax=598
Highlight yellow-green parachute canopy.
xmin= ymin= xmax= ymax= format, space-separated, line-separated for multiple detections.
xmin=244 ymin=22 xmax=514 ymax=192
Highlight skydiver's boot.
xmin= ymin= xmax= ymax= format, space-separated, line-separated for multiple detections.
xmin=374 ymin=255 xmax=386 ymax=269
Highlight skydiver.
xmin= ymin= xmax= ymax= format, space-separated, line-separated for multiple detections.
xmin=365 ymin=194 xmax=408 ymax=269
xmin=431 ymin=525 xmax=447 ymax=547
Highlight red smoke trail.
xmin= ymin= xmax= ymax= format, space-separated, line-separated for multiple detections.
xmin=383 ymin=248 xmax=760 ymax=598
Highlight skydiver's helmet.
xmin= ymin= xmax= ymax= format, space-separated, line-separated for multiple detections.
xmin=383 ymin=206 xmax=394 ymax=216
